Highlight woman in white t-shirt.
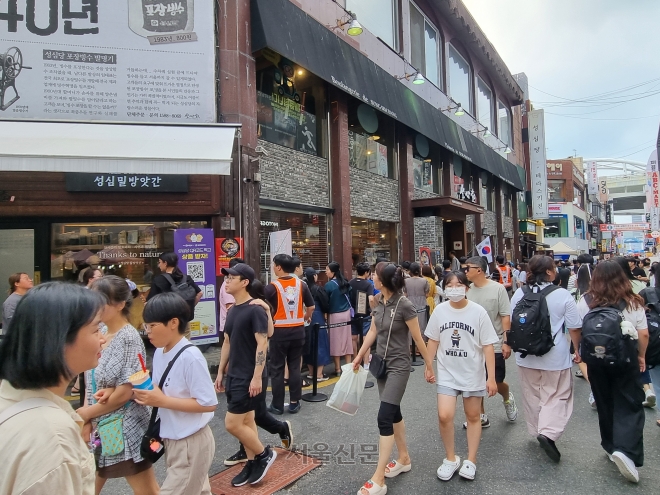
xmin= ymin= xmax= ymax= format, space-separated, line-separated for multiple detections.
xmin=425 ymin=271 xmax=498 ymax=482
xmin=576 ymin=261 xmax=648 ymax=484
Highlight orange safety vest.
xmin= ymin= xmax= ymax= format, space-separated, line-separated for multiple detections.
xmin=497 ymin=265 xmax=512 ymax=288
xmin=272 ymin=277 xmax=305 ymax=327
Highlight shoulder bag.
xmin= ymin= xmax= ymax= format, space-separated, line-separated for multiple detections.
xmin=140 ymin=344 xmax=194 ymax=463
xmin=370 ymin=296 xmax=403 ymax=380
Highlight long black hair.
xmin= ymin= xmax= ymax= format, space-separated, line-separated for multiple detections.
xmin=248 ymin=279 xmax=274 ymax=317
xmin=527 ymin=255 xmax=556 ymax=286
xmin=327 ymin=261 xmax=350 ymax=294
xmin=613 ymin=257 xmax=636 ymax=281
xmin=159 ymin=252 xmax=184 ymax=278
xmin=375 ymin=262 xmax=405 ymax=293
xmin=576 ymin=263 xmax=592 ymax=294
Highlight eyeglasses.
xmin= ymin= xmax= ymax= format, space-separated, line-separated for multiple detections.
xmin=465 ymin=266 xmax=481 ymax=272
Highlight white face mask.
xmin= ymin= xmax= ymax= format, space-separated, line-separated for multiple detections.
xmin=445 ymin=286 xmax=466 ymax=302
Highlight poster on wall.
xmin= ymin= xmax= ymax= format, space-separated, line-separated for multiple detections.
xmin=418 ymin=246 xmax=431 ymax=266
xmin=413 ymin=159 xmax=433 ymax=191
xmin=0 ymin=1 xmax=216 ymax=123
xmin=268 ymin=229 xmax=292 ymax=281
xmin=257 ymin=91 xmax=317 ymax=154
xmin=215 ymin=237 xmax=244 ymax=276
xmin=174 ymin=228 xmax=218 ymax=345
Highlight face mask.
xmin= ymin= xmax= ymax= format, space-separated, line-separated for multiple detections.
xmin=445 ymin=286 xmax=466 ymax=302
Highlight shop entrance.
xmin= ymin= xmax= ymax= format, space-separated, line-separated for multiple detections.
xmin=443 ymin=220 xmax=466 ymax=260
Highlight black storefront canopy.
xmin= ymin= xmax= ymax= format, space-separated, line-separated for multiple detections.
xmin=251 ymin=0 xmax=525 ymax=191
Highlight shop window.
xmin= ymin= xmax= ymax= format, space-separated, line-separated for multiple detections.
xmin=259 ymin=209 xmax=329 ymax=281
xmin=256 ymin=52 xmax=327 ymax=158
xmin=544 ymin=216 xmax=568 ymax=238
xmin=409 ymin=2 xmax=440 ymax=87
xmin=480 ymin=172 xmax=494 ymax=211
xmin=351 ymin=218 xmax=399 ymax=264
xmin=348 ymin=101 xmax=396 ymax=179
xmin=575 ymin=217 xmax=585 ymax=239
xmin=412 ymin=134 xmax=442 ymax=194
xmin=573 ymin=184 xmax=584 ymax=209
xmin=448 ymin=44 xmax=472 ymax=115
xmin=346 ymin=0 xmax=398 ymax=50
xmin=497 ymin=100 xmax=511 ymax=146
xmin=50 ymin=221 xmax=207 ymax=286
xmin=477 ymin=77 xmax=494 ymax=132
xmin=548 ymin=180 xmax=565 ymax=202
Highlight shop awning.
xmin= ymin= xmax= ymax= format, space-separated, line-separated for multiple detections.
xmin=412 ymin=197 xmax=485 ymax=221
xmin=0 ymin=121 xmax=239 ymax=175
xmin=251 ymin=0 xmax=524 ymax=190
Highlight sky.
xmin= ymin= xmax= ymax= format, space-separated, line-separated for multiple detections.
xmin=461 ymin=0 xmax=660 ymax=171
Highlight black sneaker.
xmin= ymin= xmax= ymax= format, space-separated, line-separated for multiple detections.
xmin=537 ymin=434 xmax=561 ymax=462
xmin=224 ymin=447 xmax=247 ymax=466
xmin=267 ymin=403 xmax=283 ymax=415
xmin=288 ymin=401 xmax=301 ymax=414
xmin=231 ymin=460 xmax=254 ymax=487
xmin=248 ymin=446 xmax=278 ymax=485
xmin=280 ymin=420 xmax=294 ymax=450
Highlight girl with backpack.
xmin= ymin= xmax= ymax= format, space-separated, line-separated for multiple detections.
xmin=576 ymin=260 xmax=648 ymax=483
xmin=639 ymin=276 xmax=660 ymax=427
xmin=147 ymin=253 xmax=203 ymax=318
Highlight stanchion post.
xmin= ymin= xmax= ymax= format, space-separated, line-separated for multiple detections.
xmin=358 ymin=316 xmax=375 ymax=389
xmin=302 ymin=323 xmax=328 ymax=402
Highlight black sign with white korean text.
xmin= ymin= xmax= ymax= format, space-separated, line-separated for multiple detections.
xmin=65 ymin=173 xmax=188 ymax=192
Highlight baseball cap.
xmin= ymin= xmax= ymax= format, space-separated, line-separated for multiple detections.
xmin=221 ymin=263 xmax=255 ymax=283
xmin=304 ymin=267 xmax=319 ymax=278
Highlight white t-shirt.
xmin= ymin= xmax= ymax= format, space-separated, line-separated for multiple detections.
xmin=152 ymin=337 xmax=218 ymax=440
xmin=576 ymin=297 xmax=647 ymax=331
xmin=511 ymin=283 xmax=582 ymax=371
xmin=425 ymin=300 xmax=499 ymax=391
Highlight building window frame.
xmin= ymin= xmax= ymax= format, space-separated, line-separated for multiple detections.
xmin=476 ymin=76 xmax=494 ymax=132
xmin=497 ymin=99 xmax=512 ymax=147
xmin=409 ymin=1 xmax=441 ymax=88
xmin=447 ymin=43 xmax=473 ymax=115
xmin=346 ymin=0 xmax=399 ymax=52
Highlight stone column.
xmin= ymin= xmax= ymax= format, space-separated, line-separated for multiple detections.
xmin=399 ymin=126 xmax=414 ymax=262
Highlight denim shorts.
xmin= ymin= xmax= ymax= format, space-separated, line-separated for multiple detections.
xmin=437 ymin=385 xmax=487 ymax=397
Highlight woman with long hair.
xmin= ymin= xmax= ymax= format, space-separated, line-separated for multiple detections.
xmin=78 ymin=276 xmax=159 ymax=495
xmin=0 ymin=283 xmax=105 ymax=494
xmin=572 ymin=260 xmax=596 ymax=406
xmin=421 ymin=264 xmax=437 ymax=314
xmin=576 ymin=261 xmax=648 ymax=483
xmin=404 ymin=262 xmax=430 ymax=334
xmin=614 ymin=256 xmax=646 ymax=294
xmin=352 ymin=263 xmax=434 ymax=495
xmin=510 ymin=255 xmax=582 ymax=463
xmin=303 ymin=268 xmax=331 ymax=381
xmin=146 ymin=252 xmax=203 ymax=317
xmin=325 ymin=261 xmax=353 ymax=375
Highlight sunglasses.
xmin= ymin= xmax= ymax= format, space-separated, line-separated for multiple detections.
xmin=465 ymin=266 xmax=481 ymax=272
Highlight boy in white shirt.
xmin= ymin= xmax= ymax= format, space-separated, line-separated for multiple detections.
xmin=134 ymin=292 xmax=218 ymax=495
xmin=425 ymin=271 xmax=498 ymax=482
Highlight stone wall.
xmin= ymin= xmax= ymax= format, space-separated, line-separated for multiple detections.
xmin=484 ymin=211 xmax=498 ymax=236
xmin=257 ymin=139 xmax=330 ymax=208
xmin=503 ymin=216 xmax=514 ymax=238
xmin=413 ymin=216 xmax=444 ymax=262
xmin=466 ymin=215 xmax=475 ymax=234
xmin=349 ymin=167 xmax=400 ymax=221
xmin=413 ymin=188 xmax=440 ymax=200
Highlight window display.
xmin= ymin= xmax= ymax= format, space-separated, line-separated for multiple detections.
xmin=51 ymin=221 xmax=207 ymax=289
xmin=348 ymin=101 xmax=396 ymax=179
xmin=351 ymin=218 xmax=398 ymax=264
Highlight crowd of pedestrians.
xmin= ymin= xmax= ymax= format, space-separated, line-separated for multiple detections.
xmin=2 ymin=250 xmax=660 ymax=494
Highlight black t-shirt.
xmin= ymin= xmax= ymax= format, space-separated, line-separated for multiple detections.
xmin=349 ymin=278 xmax=374 ymax=316
xmin=147 ymin=272 xmax=202 ymax=316
xmin=264 ymin=277 xmax=315 ymax=341
xmin=632 ymin=267 xmax=646 ymax=279
xmin=224 ymin=300 xmax=269 ymax=379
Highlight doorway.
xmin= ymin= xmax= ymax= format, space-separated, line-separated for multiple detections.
xmin=443 ymin=220 xmax=466 ymax=259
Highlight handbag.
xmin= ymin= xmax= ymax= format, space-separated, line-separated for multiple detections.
xmin=332 ymin=279 xmax=355 ymax=318
xmin=370 ymin=297 xmax=403 ymax=380
xmin=140 ymin=344 xmax=194 ymax=463
xmin=91 ymin=368 xmax=129 ymax=457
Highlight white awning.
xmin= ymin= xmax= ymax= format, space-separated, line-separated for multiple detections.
xmin=0 ymin=120 xmax=239 ymax=175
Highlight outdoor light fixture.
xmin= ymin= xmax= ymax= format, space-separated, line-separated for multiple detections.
xmin=396 ymin=71 xmax=425 ymax=85
xmin=444 ymin=103 xmax=465 ymax=116
xmin=333 ymin=12 xmax=363 ymax=36
xmin=495 ymin=145 xmax=512 ymax=154
xmin=368 ymin=135 xmax=380 ymax=141
xmin=471 ymin=123 xmax=490 ymax=137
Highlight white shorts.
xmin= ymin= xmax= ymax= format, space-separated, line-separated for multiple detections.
xmin=437 ymin=385 xmax=486 ymax=397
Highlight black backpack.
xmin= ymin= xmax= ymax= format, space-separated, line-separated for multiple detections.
xmin=163 ymin=273 xmax=197 ymax=316
xmin=509 ymin=284 xmax=560 ymax=358
xmin=581 ymin=296 xmax=636 ymax=368
xmin=643 ymin=288 xmax=660 ymax=366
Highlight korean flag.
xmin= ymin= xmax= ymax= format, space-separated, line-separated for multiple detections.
xmin=477 ymin=236 xmax=493 ymax=263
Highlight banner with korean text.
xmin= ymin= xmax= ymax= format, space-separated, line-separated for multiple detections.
xmin=528 ymin=110 xmax=548 ymax=219
xmin=587 ymin=161 xmax=598 ymax=195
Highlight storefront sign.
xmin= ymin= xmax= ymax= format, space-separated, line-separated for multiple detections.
xmin=599 ymin=223 xmax=650 ymax=232
xmin=548 ymin=204 xmax=563 ymax=214
xmin=529 ymin=110 xmax=549 ymax=219
xmin=215 ymin=237 xmax=244 ymax=275
xmin=587 ymin=161 xmax=598 ymax=195
xmin=173 ymin=228 xmax=218 ymax=345
xmin=1 ymin=0 xmax=215 ymax=123
xmin=65 ymin=173 xmax=188 ymax=192
xmin=647 ymin=150 xmax=659 ymax=208
xmin=418 ymin=247 xmax=431 ymax=266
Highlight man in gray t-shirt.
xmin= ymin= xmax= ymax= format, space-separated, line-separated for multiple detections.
xmin=2 ymin=273 xmax=33 ymax=334
xmin=465 ymin=256 xmax=517 ymax=427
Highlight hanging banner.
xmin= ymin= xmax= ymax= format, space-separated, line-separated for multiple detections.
xmin=528 ymin=110 xmax=548 ymax=219
xmin=269 ymin=229 xmax=292 ymax=280
xmin=647 ymin=150 xmax=659 ymax=208
xmin=215 ymin=237 xmax=244 ymax=276
xmin=418 ymin=246 xmax=431 ymax=266
xmin=587 ymin=161 xmax=598 ymax=195
xmin=599 ymin=223 xmax=649 ymax=232
xmin=173 ymin=228 xmax=218 ymax=345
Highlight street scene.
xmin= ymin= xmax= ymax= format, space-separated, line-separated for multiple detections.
xmin=2 ymin=0 xmax=660 ymax=494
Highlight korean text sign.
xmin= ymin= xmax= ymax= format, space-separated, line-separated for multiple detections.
xmin=0 ymin=0 xmax=215 ymax=122
xmin=174 ymin=228 xmax=218 ymax=345
xmin=528 ymin=110 xmax=548 ymax=220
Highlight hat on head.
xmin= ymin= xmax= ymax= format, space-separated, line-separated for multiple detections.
xmin=304 ymin=267 xmax=319 ymax=278
xmin=221 ymin=263 xmax=255 ymax=283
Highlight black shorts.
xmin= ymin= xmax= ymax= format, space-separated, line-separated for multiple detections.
xmin=485 ymin=352 xmax=506 ymax=384
xmin=226 ymin=376 xmax=260 ymax=415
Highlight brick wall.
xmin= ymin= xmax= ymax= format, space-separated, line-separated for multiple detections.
xmin=503 ymin=216 xmax=514 ymax=238
xmin=257 ymin=139 xmax=330 ymax=208
xmin=413 ymin=188 xmax=440 ymax=200
xmin=350 ymin=167 xmax=400 ymax=221
xmin=466 ymin=215 xmax=475 ymax=234
xmin=484 ymin=211 xmax=498 ymax=235
xmin=414 ymin=216 xmax=444 ymax=261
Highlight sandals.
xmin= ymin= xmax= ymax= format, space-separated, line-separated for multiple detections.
xmin=437 ymin=456 xmax=461 ymax=481
xmin=459 ymin=460 xmax=476 ymax=480
xmin=357 ymin=479 xmax=387 ymax=495
xmin=575 ymin=369 xmax=584 ymax=378
xmin=384 ymin=460 xmax=411 ymax=478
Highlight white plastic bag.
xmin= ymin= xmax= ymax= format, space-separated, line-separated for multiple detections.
xmin=326 ymin=363 xmax=368 ymax=416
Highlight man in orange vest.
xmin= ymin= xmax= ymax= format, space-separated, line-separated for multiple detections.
xmin=264 ymin=254 xmax=315 ymax=415
xmin=491 ymin=255 xmax=513 ymax=295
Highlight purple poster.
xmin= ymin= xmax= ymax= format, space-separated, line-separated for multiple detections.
xmin=173 ymin=228 xmax=218 ymax=345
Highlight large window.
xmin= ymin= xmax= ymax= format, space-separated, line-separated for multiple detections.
xmin=477 ymin=77 xmax=493 ymax=131
xmin=497 ymin=100 xmax=511 ymax=146
xmin=409 ymin=3 xmax=440 ymax=87
xmin=548 ymin=180 xmax=565 ymax=202
xmin=346 ymin=0 xmax=398 ymax=50
xmin=348 ymin=101 xmax=396 ymax=178
xmin=573 ymin=184 xmax=584 ymax=209
xmin=545 ymin=216 xmax=569 ymax=238
xmin=448 ymin=44 xmax=472 ymax=114
xmin=351 ymin=218 xmax=398 ymax=264
xmin=575 ymin=217 xmax=585 ymax=239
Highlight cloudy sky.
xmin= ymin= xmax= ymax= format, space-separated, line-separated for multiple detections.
xmin=462 ymin=0 xmax=660 ymax=171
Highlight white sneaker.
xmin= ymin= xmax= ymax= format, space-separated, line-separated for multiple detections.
xmin=462 ymin=414 xmax=490 ymax=429
xmin=504 ymin=393 xmax=518 ymax=421
xmin=589 ymin=392 xmax=597 ymax=409
xmin=611 ymin=451 xmax=639 ymax=483
xmin=642 ymin=388 xmax=656 ymax=408
xmin=436 ymin=456 xmax=461 ymax=481
xmin=458 ymin=459 xmax=476 ymax=480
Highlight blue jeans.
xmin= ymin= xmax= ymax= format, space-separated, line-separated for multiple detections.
xmin=649 ymin=366 xmax=660 ymax=418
